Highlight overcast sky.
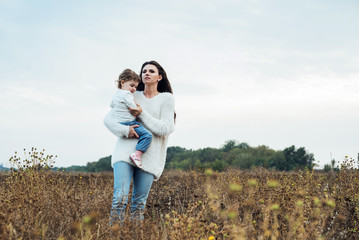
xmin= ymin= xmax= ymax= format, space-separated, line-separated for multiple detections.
xmin=1 ymin=0 xmax=358 ymax=168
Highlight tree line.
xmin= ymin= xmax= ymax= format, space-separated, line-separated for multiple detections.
xmin=165 ymin=140 xmax=315 ymax=171
xmin=53 ymin=140 xmax=315 ymax=172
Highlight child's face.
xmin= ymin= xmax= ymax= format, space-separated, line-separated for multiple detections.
xmin=121 ymin=80 xmax=139 ymax=93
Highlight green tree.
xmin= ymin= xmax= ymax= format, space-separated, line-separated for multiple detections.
xmin=211 ymin=159 xmax=228 ymax=171
xmin=166 ymin=146 xmax=187 ymax=163
xmin=237 ymin=142 xmax=250 ymax=150
xmin=282 ymin=145 xmax=314 ymax=171
xmin=269 ymin=151 xmax=286 ymax=171
xmin=86 ymin=156 xmax=112 ymax=172
xmin=222 ymin=140 xmax=237 ymax=152
xmin=198 ymin=148 xmax=221 ymax=163
xmin=324 ymin=164 xmax=332 ymax=172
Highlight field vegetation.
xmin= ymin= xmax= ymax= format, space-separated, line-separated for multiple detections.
xmin=54 ymin=140 xmax=316 ymax=173
xmin=1 ymin=149 xmax=359 ymax=239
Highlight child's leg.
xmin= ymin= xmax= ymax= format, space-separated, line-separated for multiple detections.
xmin=119 ymin=121 xmax=151 ymax=152
xmin=133 ymin=123 xmax=152 ymax=153
xmin=129 ymin=121 xmax=152 ymax=168
xmin=134 ymin=150 xmax=143 ymax=158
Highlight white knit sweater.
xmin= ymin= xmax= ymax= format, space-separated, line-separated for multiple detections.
xmin=104 ymin=91 xmax=175 ymax=180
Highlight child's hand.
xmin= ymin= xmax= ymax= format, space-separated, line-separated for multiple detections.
xmin=129 ymin=103 xmax=142 ymax=116
xmin=129 ymin=125 xmax=139 ymax=138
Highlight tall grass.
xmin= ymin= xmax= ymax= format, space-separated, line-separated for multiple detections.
xmin=0 ymin=150 xmax=358 ymax=239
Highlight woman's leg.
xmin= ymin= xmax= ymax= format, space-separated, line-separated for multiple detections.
xmin=130 ymin=168 xmax=154 ymax=221
xmin=110 ymin=161 xmax=134 ymax=225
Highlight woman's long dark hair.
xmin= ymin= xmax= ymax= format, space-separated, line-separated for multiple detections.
xmin=137 ymin=60 xmax=176 ymax=121
xmin=137 ymin=60 xmax=173 ymax=94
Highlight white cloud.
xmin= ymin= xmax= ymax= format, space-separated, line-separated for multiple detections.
xmin=7 ymin=85 xmax=67 ymax=106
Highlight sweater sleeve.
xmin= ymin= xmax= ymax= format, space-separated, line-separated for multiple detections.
xmin=103 ymin=109 xmax=130 ymax=138
xmin=138 ymin=93 xmax=175 ymax=136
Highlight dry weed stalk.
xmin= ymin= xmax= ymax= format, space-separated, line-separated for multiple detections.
xmin=0 ymin=150 xmax=358 ymax=239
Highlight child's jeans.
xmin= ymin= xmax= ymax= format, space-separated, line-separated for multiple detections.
xmin=120 ymin=120 xmax=152 ymax=152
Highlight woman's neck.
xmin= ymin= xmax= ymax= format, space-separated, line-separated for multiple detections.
xmin=143 ymin=85 xmax=159 ymax=98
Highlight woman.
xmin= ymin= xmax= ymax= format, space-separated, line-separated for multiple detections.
xmin=104 ymin=60 xmax=175 ymax=224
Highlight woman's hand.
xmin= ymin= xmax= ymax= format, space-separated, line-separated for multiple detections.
xmin=129 ymin=103 xmax=142 ymax=117
xmin=129 ymin=125 xmax=139 ymax=138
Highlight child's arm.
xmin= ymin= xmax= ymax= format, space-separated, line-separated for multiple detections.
xmin=123 ymin=91 xmax=138 ymax=109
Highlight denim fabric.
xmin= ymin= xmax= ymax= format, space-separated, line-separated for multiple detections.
xmin=110 ymin=161 xmax=154 ymax=225
xmin=120 ymin=120 xmax=152 ymax=152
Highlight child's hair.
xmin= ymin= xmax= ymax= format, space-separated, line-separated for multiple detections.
xmin=117 ymin=69 xmax=141 ymax=89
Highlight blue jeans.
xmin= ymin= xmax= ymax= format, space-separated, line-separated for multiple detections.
xmin=120 ymin=120 xmax=152 ymax=152
xmin=110 ymin=161 xmax=154 ymax=225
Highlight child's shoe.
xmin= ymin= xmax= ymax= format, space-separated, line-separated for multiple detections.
xmin=130 ymin=153 xmax=142 ymax=168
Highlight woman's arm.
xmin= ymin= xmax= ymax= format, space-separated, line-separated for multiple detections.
xmin=138 ymin=93 xmax=175 ymax=136
xmin=103 ymin=109 xmax=130 ymax=138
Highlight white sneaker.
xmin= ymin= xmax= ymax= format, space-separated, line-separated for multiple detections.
xmin=130 ymin=153 xmax=142 ymax=168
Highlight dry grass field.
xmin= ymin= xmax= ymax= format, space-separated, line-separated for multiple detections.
xmin=1 ymin=150 xmax=359 ymax=239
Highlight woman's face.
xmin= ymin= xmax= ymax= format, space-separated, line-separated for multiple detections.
xmin=141 ymin=64 xmax=162 ymax=86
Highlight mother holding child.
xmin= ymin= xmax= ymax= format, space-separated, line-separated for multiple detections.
xmin=104 ymin=60 xmax=175 ymax=224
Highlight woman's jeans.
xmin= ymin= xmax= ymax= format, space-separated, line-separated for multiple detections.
xmin=110 ymin=161 xmax=154 ymax=224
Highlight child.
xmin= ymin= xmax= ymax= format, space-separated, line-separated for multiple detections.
xmin=110 ymin=69 xmax=152 ymax=168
